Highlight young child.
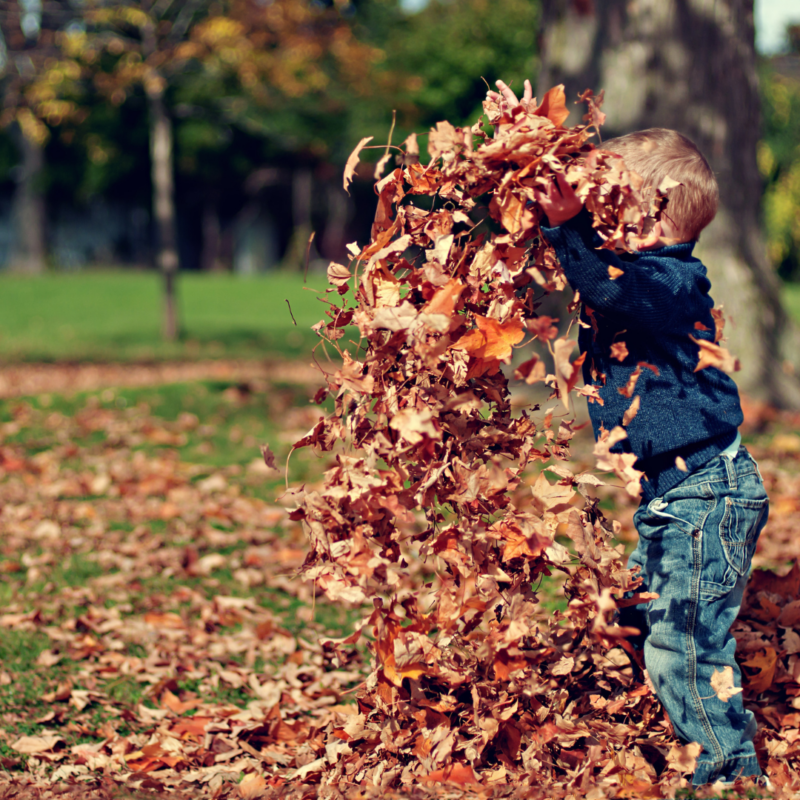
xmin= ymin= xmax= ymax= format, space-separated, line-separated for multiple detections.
xmin=490 ymin=82 xmax=770 ymax=788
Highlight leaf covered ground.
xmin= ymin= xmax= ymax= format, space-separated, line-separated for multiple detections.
xmin=0 ymin=367 xmax=797 ymax=798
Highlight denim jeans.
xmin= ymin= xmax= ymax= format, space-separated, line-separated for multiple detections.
xmin=625 ymin=444 xmax=769 ymax=786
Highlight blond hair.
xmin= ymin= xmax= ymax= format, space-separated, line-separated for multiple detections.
xmin=601 ymin=128 xmax=719 ymax=242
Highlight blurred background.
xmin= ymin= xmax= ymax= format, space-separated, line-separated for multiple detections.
xmin=0 ymin=0 xmax=797 ymax=403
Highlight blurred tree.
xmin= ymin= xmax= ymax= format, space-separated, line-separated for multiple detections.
xmin=538 ymin=0 xmax=800 ymax=408
xmin=71 ymin=0 xmax=380 ymax=339
xmin=759 ymin=32 xmax=800 ymax=281
xmin=0 ymin=0 xmax=84 ymax=273
xmin=344 ymin=0 xmax=539 ymax=143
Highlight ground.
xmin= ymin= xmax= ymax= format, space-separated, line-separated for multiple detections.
xmin=2 ymin=274 xmax=800 ymax=798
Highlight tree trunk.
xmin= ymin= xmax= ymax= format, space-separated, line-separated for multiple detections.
xmin=538 ymin=0 xmax=800 ymax=408
xmin=282 ymin=166 xmax=316 ymax=270
xmin=147 ymin=88 xmax=179 ymax=341
xmin=9 ymin=123 xmax=46 ymax=274
xmin=201 ymin=196 xmax=223 ymax=272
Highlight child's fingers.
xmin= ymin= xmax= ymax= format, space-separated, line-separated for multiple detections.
xmin=554 ymin=173 xmax=576 ymax=199
xmin=495 ymin=79 xmax=520 ymax=108
xmin=523 ymin=79 xmax=533 ymax=105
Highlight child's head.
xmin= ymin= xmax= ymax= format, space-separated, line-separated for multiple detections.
xmin=601 ymin=128 xmax=718 ymax=243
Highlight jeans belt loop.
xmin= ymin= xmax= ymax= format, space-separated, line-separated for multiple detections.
xmin=723 ymin=451 xmax=737 ymax=490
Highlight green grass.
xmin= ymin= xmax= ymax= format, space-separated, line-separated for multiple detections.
xmin=0 ymin=270 xmax=342 ymax=361
xmin=0 ymin=269 xmax=798 ymax=365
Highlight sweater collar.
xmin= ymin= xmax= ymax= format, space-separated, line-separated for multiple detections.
xmin=640 ymin=240 xmax=696 ymax=260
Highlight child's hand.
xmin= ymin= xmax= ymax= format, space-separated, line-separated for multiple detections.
xmin=534 ymin=173 xmax=584 ymax=226
xmin=486 ymin=79 xmax=534 ymax=113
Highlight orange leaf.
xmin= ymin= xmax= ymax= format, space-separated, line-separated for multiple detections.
xmin=239 ymin=773 xmax=267 ymax=800
xmin=169 ymin=717 xmax=212 ymax=740
xmin=160 ymin=689 xmax=199 ymax=714
xmin=143 ymin=612 xmax=185 ymax=630
xmin=742 ymin=647 xmax=778 ymax=694
xmin=534 ymin=84 xmax=569 ymax=127
xmin=453 ymin=315 xmax=525 ymax=378
xmin=423 ymin=277 xmax=464 ymax=317
xmin=689 ymin=336 xmax=740 ymax=373
xmin=610 ymin=341 xmax=629 ymax=362
xmin=423 ymin=762 xmax=480 ymax=786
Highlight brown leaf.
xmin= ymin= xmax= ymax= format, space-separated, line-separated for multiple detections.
xmin=239 ymin=773 xmax=267 ymax=799
xmin=534 ymin=84 xmax=569 ymax=127
xmin=622 ymin=395 xmax=640 ymax=426
xmin=260 ymin=444 xmax=277 ymax=471
xmin=514 ymin=355 xmax=547 ymax=385
xmin=665 ymin=742 xmax=702 ymax=774
xmin=12 ymin=736 xmax=64 ymax=755
xmin=610 ymin=341 xmax=629 ymax=362
xmin=553 ymin=337 xmax=586 ymax=410
xmin=422 ymin=762 xmax=480 ymax=786
xmin=689 ymin=335 xmax=740 ymax=373
xmin=527 ymin=315 xmax=559 ymax=341
xmin=327 ymin=261 xmax=351 ymax=287
xmin=709 ymin=666 xmax=743 ymax=702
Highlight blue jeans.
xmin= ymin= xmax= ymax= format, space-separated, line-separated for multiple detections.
xmin=626 ymin=444 xmax=769 ymax=786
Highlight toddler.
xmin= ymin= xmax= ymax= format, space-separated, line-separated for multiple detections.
xmin=490 ymin=81 xmax=770 ymax=787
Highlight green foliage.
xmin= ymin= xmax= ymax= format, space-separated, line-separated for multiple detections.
xmin=350 ymin=0 xmax=539 ymax=152
xmin=759 ymin=62 xmax=800 ymax=280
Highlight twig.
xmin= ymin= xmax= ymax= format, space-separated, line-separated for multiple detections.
xmin=285 ymin=299 xmax=298 ymax=326
xmin=303 ymin=231 xmax=316 ymax=284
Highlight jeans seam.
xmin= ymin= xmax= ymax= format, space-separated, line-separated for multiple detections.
xmin=688 ymin=500 xmax=725 ymax=767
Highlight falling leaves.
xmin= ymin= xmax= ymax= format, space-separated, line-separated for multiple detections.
xmin=284 ymin=85 xmax=716 ymax=798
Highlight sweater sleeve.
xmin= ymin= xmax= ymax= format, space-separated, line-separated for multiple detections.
xmin=541 ymin=211 xmax=709 ymax=331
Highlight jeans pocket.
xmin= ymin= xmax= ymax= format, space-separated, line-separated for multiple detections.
xmin=719 ymin=496 xmax=769 ymax=577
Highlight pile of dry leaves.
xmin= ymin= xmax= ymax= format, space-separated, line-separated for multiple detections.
xmin=284 ymin=87 xmax=799 ymax=798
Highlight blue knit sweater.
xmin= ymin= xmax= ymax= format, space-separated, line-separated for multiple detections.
xmin=541 ymin=211 xmax=742 ymax=501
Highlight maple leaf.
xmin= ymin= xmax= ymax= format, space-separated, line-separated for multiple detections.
xmin=709 ymin=666 xmax=743 ymax=702
xmin=665 ymin=741 xmax=702 ymax=774
xmin=742 ymin=647 xmax=778 ymax=694
xmin=452 ymin=315 xmax=524 ymax=378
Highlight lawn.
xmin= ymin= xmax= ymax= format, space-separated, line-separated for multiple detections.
xmin=0 ymin=270 xmax=336 ymax=362
xmin=1 ymin=270 xmax=799 ymax=364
